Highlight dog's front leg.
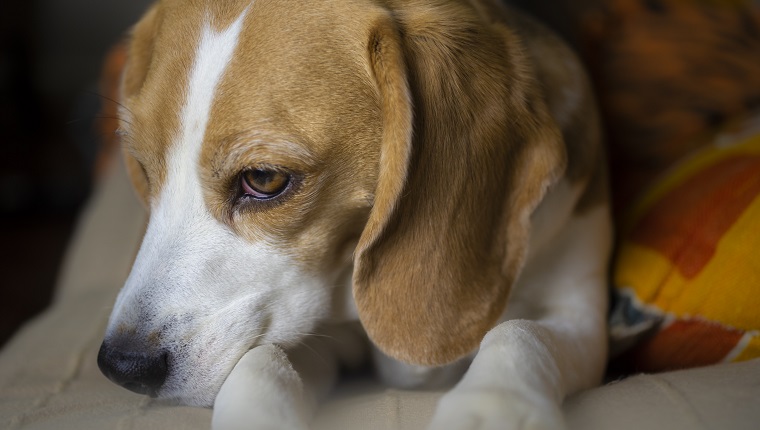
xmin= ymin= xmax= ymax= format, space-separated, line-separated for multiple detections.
xmin=428 ymin=206 xmax=612 ymax=430
xmin=212 ymin=344 xmax=310 ymax=430
xmin=212 ymin=323 xmax=366 ymax=430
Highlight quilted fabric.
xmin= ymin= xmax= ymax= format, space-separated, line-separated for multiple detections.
xmin=611 ymin=120 xmax=760 ymax=371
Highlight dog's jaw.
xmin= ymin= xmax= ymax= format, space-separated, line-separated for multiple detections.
xmin=104 ymin=8 xmax=336 ymax=406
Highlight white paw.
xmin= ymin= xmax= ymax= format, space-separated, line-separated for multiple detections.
xmin=427 ymin=389 xmax=566 ymax=430
xmin=212 ymin=345 xmax=309 ymax=430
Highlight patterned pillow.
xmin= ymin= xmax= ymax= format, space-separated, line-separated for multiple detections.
xmin=581 ymin=0 xmax=760 ymax=214
xmin=609 ymin=119 xmax=760 ymax=372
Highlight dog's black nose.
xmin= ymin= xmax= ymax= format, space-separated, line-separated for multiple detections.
xmin=97 ymin=341 xmax=168 ymax=397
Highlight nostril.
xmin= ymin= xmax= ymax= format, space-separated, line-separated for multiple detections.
xmin=97 ymin=341 xmax=169 ymax=397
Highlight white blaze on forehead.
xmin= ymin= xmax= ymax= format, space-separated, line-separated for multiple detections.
xmin=110 ymin=10 xmax=252 ymax=319
xmin=166 ymin=10 xmax=248 ymax=210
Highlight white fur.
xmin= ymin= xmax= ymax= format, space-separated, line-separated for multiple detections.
xmin=526 ymin=180 xmax=586 ymax=261
xmin=105 ymin=8 xmax=335 ymax=407
xmin=212 ymin=345 xmax=308 ymax=430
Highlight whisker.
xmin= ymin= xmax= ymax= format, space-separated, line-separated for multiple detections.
xmin=90 ymin=130 xmax=125 ymax=142
xmin=294 ymin=332 xmax=338 ymax=342
xmin=292 ymin=338 xmax=330 ymax=368
xmin=248 ymin=333 xmax=269 ymax=343
xmin=66 ymin=115 xmax=134 ymax=127
xmin=82 ymin=89 xmax=134 ymax=116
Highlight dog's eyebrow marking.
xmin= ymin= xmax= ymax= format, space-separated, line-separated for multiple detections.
xmin=224 ymin=134 xmax=319 ymax=165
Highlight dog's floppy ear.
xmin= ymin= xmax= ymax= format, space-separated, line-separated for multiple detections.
xmin=119 ymin=4 xmax=161 ymax=208
xmin=353 ymin=6 xmax=567 ymax=366
xmin=121 ymin=4 xmax=160 ymax=101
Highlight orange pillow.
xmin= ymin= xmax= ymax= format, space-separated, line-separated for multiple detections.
xmin=610 ymin=122 xmax=760 ymax=372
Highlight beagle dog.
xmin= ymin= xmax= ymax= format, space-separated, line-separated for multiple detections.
xmin=97 ymin=0 xmax=611 ymax=428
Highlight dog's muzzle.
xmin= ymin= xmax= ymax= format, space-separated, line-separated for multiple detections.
xmin=97 ymin=340 xmax=169 ymax=397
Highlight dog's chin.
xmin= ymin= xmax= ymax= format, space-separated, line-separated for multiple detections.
xmin=156 ymin=386 xmax=221 ymax=408
xmin=154 ymin=359 xmax=238 ymax=407
xmin=152 ymin=334 xmax=305 ymax=407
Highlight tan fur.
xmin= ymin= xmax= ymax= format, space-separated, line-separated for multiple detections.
xmin=119 ymin=0 xmax=601 ymax=366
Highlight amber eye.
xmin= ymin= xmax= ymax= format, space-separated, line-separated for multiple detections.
xmin=240 ymin=169 xmax=291 ymax=200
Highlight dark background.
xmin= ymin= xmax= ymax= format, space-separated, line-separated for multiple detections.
xmin=0 ymin=0 xmax=152 ymax=346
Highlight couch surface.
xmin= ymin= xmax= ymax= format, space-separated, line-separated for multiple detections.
xmin=1 ymin=157 xmax=759 ymax=430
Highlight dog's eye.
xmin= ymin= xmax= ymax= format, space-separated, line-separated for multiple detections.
xmin=240 ymin=169 xmax=290 ymax=200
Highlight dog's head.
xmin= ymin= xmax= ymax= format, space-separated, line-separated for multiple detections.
xmin=98 ymin=0 xmax=565 ymax=406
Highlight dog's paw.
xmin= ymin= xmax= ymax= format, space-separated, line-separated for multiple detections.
xmin=427 ymin=388 xmax=566 ymax=430
xmin=212 ymin=345 xmax=310 ymax=430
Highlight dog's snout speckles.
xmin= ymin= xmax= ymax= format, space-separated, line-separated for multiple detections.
xmin=147 ymin=330 xmax=162 ymax=347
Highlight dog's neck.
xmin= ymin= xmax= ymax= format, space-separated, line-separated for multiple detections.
xmin=328 ymin=263 xmax=360 ymax=323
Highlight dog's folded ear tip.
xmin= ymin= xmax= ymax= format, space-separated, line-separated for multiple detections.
xmin=354 ymin=306 xmax=491 ymax=366
xmin=352 ymin=270 xmax=506 ymax=365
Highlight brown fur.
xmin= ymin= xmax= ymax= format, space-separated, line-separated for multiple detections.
xmin=119 ymin=0 xmax=601 ymax=366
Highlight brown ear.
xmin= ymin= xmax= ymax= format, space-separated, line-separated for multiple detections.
xmin=119 ymin=4 xmax=161 ymax=208
xmin=353 ymin=6 xmax=567 ymax=366
xmin=121 ymin=4 xmax=160 ymax=101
